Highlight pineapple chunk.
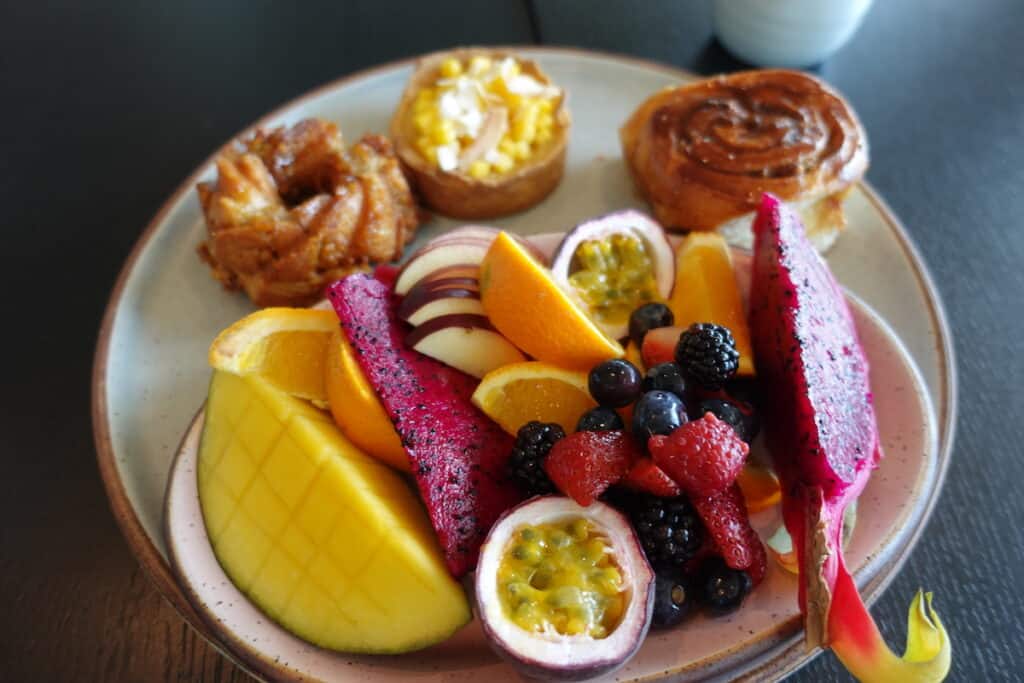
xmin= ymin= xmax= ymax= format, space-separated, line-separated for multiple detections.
xmin=197 ymin=370 xmax=471 ymax=653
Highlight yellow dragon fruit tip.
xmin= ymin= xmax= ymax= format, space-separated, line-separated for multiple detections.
xmin=833 ymin=589 xmax=951 ymax=683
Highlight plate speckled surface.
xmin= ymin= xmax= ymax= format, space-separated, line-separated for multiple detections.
xmin=93 ymin=48 xmax=955 ymax=681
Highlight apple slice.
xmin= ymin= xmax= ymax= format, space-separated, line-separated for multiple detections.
xmin=406 ymin=295 xmax=485 ymax=327
xmin=417 ymin=263 xmax=480 ymax=284
xmin=406 ymin=314 xmax=526 ymax=378
xmin=396 ymin=241 xmax=493 ymax=294
xmin=398 ymin=285 xmax=484 ymax=325
xmin=396 ymin=230 xmax=547 ymax=294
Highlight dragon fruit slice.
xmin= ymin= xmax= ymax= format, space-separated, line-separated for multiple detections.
xmin=749 ymin=194 xmax=949 ymax=681
xmin=328 ymin=274 xmax=522 ymax=578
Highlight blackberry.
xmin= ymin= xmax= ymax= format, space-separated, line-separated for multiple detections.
xmin=675 ymin=323 xmax=740 ymax=389
xmin=508 ymin=421 xmax=565 ymax=496
xmin=629 ymin=495 xmax=704 ymax=568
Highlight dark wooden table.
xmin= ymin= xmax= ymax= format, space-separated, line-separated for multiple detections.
xmin=4 ymin=1 xmax=1022 ymax=680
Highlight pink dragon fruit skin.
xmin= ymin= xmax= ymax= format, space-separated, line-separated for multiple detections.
xmin=749 ymin=193 xmax=882 ymax=645
xmin=327 ymin=274 xmax=522 ymax=578
xmin=750 ymin=193 xmax=880 ymax=498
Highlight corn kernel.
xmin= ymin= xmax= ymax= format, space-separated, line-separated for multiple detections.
xmin=492 ymin=153 xmax=514 ymax=174
xmin=468 ymin=160 xmax=490 ymax=179
xmin=439 ymin=58 xmax=462 ymax=78
xmin=415 ymin=136 xmax=433 ymax=155
xmin=537 ymin=98 xmax=554 ymax=114
xmin=431 ymin=120 xmax=456 ymax=146
xmin=413 ymin=111 xmax=435 ymax=134
xmin=512 ymin=102 xmax=540 ymax=143
xmin=414 ymin=87 xmax=434 ymax=108
xmin=537 ymin=111 xmax=554 ymax=131
xmin=536 ymin=128 xmax=553 ymax=145
xmin=499 ymin=138 xmax=517 ymax=156
xmin=512 ymin=140 xmax=532 ymax=161
xmin=469 ymin=56 xmax=492 ymax=75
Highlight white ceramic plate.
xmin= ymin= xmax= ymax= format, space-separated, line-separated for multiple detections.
xmin=93 ymin=48 xmax=956 ymax=681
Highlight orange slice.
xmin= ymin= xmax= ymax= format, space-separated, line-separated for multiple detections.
xmin=325 ymin=328 xmax=410 ymax=472
xmin=668 ymin=233 xmax=755 ymax=376
xmin=479 ymin=232 xmax=623 ymax=370
xmin=471 ymin=361 xmax=598 ymax=435
xmin=208 ymin=307 xmax=338 ymax=402
xmin=736 ymin=462 xmax=781 ymax=513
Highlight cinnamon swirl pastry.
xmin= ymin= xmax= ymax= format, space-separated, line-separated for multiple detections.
xmin=197 ymin=119 xmax=421 ymax=306
xmin=621 ymin=70 xmax=867 ymax=250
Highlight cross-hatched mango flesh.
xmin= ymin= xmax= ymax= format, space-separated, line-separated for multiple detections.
xmin=197 ymin=370 xmax=471 ymax=653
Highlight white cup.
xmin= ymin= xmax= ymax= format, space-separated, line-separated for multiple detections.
xmin=713 ymin=0 xmax=874 ymax=68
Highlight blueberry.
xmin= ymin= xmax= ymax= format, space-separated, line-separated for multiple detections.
xmin=629 ymin=302 xmax=675 ymax=347
xmin=651 ymin=567 xmax=694 ymax=629
xmin=632 ymin=390 xmax=687 ymax=443
xmin=694 ymin=398 xmax=749 ymax=442
xmin=588 ymin=359 xmax=643 ymax=408
xmin=576 ymin=406 xmax=624 ymax=432
xmin=643 ymin=362 xmax=688 ymax=399
xmin=700 ymin=557 xmax=753 ymax=615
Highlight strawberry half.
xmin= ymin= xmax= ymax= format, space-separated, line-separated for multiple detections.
xmin=622 ymin=457 xmax=682 ymax=497
xmin=543 ymin=430 xmax=640 ymax=506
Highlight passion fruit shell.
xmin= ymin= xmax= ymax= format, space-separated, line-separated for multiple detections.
xmin=389 ymin=47 xmax=571 ymax=220
xmin=550 ymin=210 xmax=675 ymax=340
xmin=475 ymin=496 xmax=655 ymax=681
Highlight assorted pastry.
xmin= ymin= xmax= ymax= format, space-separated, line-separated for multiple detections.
xmin=620 ymin=69 xmax=868 ymax=250
xmin=197 ymin=119 xmax=420 ymax=306
xmin=187 ymin=51 xmax=948 ymax=682
xmin=390 ymin=48 xmax=570 ymax=219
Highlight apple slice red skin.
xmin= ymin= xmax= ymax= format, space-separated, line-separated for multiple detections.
xmin=406 ymin=296 xmax=485 ymax=327
xmin=406 ymin=313 xmax=526 ymax=378
xmin=405 ymin=313 xmax=496 ymax=346
xmin=398 ymin=285 xmax=481 ymax=323
xmin=396 ymin=230 xmax=547 ymax=294
xmin=395 ymin=242 xmax=492 ymax=294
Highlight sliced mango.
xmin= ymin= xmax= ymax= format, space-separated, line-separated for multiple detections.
xmin=197 ymin=370 xmax=471 ymax=653
xmin=669 ymin=233 xmax=755 ymax=376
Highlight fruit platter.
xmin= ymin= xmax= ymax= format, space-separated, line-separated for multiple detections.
xmin=93 ymin=48 xmax=955 ymax=682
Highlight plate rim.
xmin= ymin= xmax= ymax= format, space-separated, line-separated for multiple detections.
xmin=90 ymin=45 xmax=958 ymax=681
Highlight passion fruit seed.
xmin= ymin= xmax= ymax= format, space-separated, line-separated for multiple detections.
xmin=498 ymin=517 xmax=626 ymax=638
xmin=568 ymin=234 xmax=661 ymax=325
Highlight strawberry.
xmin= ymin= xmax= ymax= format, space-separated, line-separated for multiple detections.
xmin=649 ymin=413 xmax=748 ymax=497
xmin=622 ymin=457 xmax=682 ymax=497
xmin=640 ymin=326 xmax=683 ymax=368
xmin=543 ymin=430 xmax=639 ymax=506
xmin=691 ymin=484 xmax=767 ymax=584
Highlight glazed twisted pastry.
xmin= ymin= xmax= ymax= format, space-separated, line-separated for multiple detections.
xmin=621 ymin=70 xmax=868 ymax=236
xmin=197 ymin=119 xmax=420 ymax=306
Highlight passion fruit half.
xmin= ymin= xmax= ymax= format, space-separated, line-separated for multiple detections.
xmin=475 ymin=496 xmax=655 ymax=681
xmin=550 ymin=210 xmax=675 ymax=340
